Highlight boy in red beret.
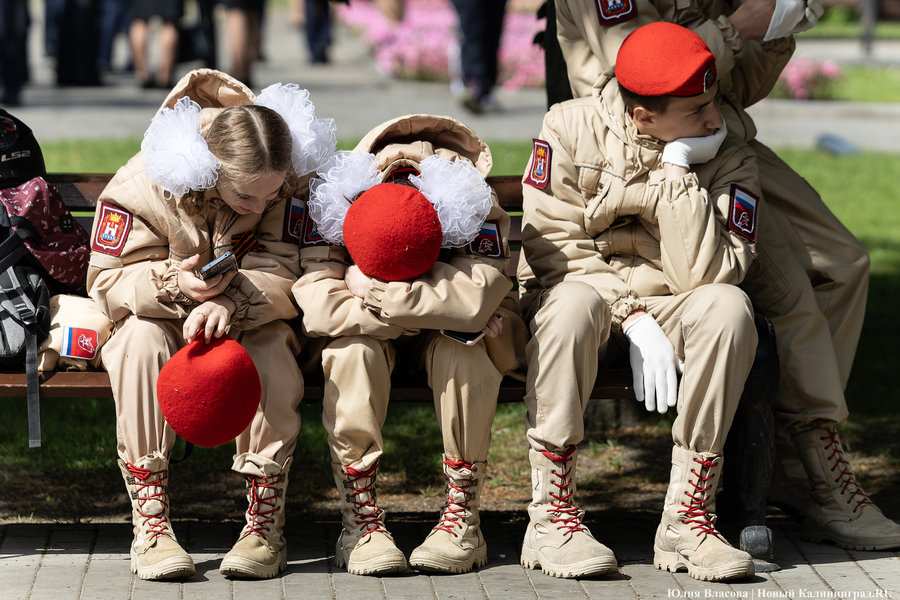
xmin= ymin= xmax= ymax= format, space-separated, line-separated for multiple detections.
xmin=518 ymin=22 xmax=760 ymax=581
xmin=554 ymin=0 xmax=900 ymax=553
xmin=291 ymin=115 xmax=527 ymax=576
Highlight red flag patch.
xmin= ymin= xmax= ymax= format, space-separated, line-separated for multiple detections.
xmin=61 ymin=327 xmax=99 ymax=360
xmin=91 ymin=203 xmax=132 ymax=256
xmin=594 ymin=0 xmax=637 ymax=24
xmin=524 ymin=139 xmax=551 ymax=190
xmin=466 ymin=220 xmax=506 ymax=258
xmin=728 ymin=184 xmax=758 ymax=242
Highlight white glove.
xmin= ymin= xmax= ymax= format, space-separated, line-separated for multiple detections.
xmin=623 ymin=314 xmax=679 ymax=414
xmin=661 ymin=120 xmax=728 ymax=169
xmin=791 ymin=0 xmax=825 ymax=34
xmin=764 ymin=0 xmax=807 ymax=41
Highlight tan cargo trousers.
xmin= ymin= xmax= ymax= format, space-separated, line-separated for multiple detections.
xmin=318 ymin=331 xmax=501 ymax=470
xmin=524 ymin=282 xmax=757 ymax=454
xmin=740 ymin=141 xmax=868 ymax=427
xmin=102 ymin=315 xmax=304 ymax=465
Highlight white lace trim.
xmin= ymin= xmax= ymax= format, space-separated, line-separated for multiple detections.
xmin=256 ymin=83 xmax=337 ymax=176
xmin=142 ymin=97 xmax=220 ymax=197
xmin=410 ymin=155 xmax=493 ymax=248
xmin=307 ymin=151 xmax=381 ymax=245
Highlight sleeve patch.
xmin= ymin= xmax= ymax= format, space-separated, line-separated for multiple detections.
xmin=231 ymin=230 xmax=266 ymax=264
xmin=283 ymin=195 xmax=307 ymax=243
xmin=61 ymin=327 xmax=99 ymax=360
xmin=91 ymin=203 xmax=132 ymax=256
xmin=524 ymin=139 xmax=551 ymax=190
xmin=466 ymin=220 xmax=507 ymax=258
xmin=728 ymin=184 xmax=758 ymax=242
xmin=594 ymin=0 xmax=637 ymax=25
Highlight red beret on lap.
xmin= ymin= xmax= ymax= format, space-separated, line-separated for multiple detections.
xmin=343 ymin=182 xmax=442 ymax=282
xmin=615 ymin=22 xmax=717 ymax=97
xmin=157 ymin=334 xmax=261 ymax=448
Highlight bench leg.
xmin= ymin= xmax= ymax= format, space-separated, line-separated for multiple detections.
xmin=719 ymin=314 xmax=780 ymax=571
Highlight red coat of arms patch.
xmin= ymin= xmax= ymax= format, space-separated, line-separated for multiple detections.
xmin=61 ymin=326 xmax=99 ymax=359
xmin=524 ymin=139 xmax=551 ymax=190
xmin=594 ymin=0 xmax=637 ymax=25
xmin=91 ymin=203 xmax=132 ymax=256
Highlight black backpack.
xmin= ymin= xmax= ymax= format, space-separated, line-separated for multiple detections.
xmin=0 ymin=109 xmax=57 ymax=448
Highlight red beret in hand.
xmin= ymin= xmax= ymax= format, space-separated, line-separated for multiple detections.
xmin=343 ymin=182 xmax=442 ymax=282
xmin=157 ymin=333 xmax=261 ymax=448
xmin=615 ymin=22 xmax=717 ymax=97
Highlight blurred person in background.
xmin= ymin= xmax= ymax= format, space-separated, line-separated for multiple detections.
xmin=450 ymin=0 xmax=507 ymax=113
xmin=129 ymin=0 xmax=183 ymax=88
xmin=220 ymin=0 xmax=264 ymax=86
xmin=98 ymin=0 xmax=132 ymax=73
xmin=0 ymin=0 xmax=29 ymax=106
xmin=290 ymin=0 xmax=332 ymax=64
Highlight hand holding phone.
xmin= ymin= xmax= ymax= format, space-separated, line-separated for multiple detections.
xmin=440 ymin=329 xmax=487 ymax=346
xmin=195 ymin=251 xmax=238 ymax=281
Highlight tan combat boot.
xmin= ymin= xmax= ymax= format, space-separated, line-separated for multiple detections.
xmin=793 ymin=423 xmax=900 ymax=550
xmin=332 ymin=461 xmax=407 ymax=575
xmin=654 ymin=446 xmax=754 ymax=581
xmin=409 ymin=457 xmax=487 ymax=573
xmin=119 ymin=452 xmax=195 ymax=580
xmin=520 ymin=446 xmax=618 ymax=578
xmin=767 ymin=426 xmax=811 ymax=520
xmin=220 ymin=453 xmax=292 ymax=578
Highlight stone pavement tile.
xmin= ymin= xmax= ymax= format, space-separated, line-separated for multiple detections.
xmin=30 ymin=550 xmax=88 ymax=600
xmin=91 ymin=523 xmax=133 ymax=558
xmin=382 ymin=570 xmax=438 ymax=599
xmin=332 ymin=568 xmax=388 ymax=600
xmin=282 ymin=557 xmax=333 ymax=600
xmin=430 ymin=562 xmax=490 ymax=600
xmin=0 ymin=556 xmax=41 ymax=600
xmin=620 ymin=562 xmax=680 ymax=598
xmin=130 ymin=578 xmax=185 ymax=600
xmin=525 ymin=568 xmax=600 ymax=600
xmin=184 ymin=556 xmax=232 ymax=600
xmin=848 ymin=551 xmax=900 ymax=592
xmin=80 ymin=558 xmax=135 ymax=600
xmin=429 ymin=571 xmax=487 ymax=600
xmin=233 ymin=573 xmax=284 ymax=600
xmin=580 ymin=572 xmax=637 ymax=599
xmin=479 ymin=563 xmax=537 ymax=599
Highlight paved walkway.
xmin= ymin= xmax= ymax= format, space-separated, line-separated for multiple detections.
xmin=2 ymin=512 xmax=899 ymax=600
xmin=9 ymin=4 xmax=900 ymax=152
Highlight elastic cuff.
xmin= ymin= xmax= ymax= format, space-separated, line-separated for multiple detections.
xmin=222 ymin=282 xmax=251 ymax=325
xmin=362 ymin=277 xmax=389 ymax=314
xmin=610 ymin=294 xmax=646 ymax=331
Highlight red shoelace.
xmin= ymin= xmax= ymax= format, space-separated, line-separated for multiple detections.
xmin=821 ymin=430 xmax=874 ymax=513
xmin=244 ymin=472 xmax=285 ymax=538
xmin=679 ymin=457 xmax=720 ymax=536
xmin=540 ymin=448 xmax=588 ymax=535
xmin=433 ymin=459 xmax=477 ymax=537
xmin=343 ymin=463 xmax=387 ymax=536
xmin=126 ymin=463 xmax=172 ymax=542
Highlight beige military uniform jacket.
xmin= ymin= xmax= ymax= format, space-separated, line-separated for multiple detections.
xmin=292 ymin=114 xmax=514 ymax=341
xmin=518 ymin=71 xmax=759 ymax=326
xmin=87 ymin=70 xmax=302 ymax=329
xmin=556 ymin=0 xmax=795 ymax=141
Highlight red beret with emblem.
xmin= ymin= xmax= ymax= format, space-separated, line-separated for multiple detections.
xmin=615 ymin=22 xmax=717 ymax=97
xmin=343 ymin=182 xmax=442 ymax=282
xmin=157 ymin=333 xmax=261 ymax=448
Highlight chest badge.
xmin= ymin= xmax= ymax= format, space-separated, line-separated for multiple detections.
xmin=524 ymin=139 xmax=551 ymax=190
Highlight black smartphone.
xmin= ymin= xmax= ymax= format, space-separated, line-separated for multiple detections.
xmin=440 ymin=329 xmax=486 ymax=346
xmin=195 ymin=250 xmax=238 ymax=280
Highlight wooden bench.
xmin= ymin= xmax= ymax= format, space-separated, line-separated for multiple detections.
xmin=0 ymin=172 xmax=779 ymax=564
xmin=0 ymin=173 xmax=636 ymax=404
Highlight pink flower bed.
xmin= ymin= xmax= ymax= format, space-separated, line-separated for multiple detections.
xmin=771 ymin=54 xmax=842 ymax=100
xmin=337 ymin=0 xmax=546 ymax=90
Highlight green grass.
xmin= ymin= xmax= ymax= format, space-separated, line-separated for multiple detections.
xmin=831 ymin=66 xmax=900 ymax=103
xmin=796 ymin=6 xmax=900 ymax=39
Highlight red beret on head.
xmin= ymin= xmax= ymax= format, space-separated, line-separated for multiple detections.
xmin=157 ymin=333 xmax=261 ymax=448
xmin=343 ymin=182 xmax=442 ymax=282
xmin=615 ymin=22 xmax=717 ymax=97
